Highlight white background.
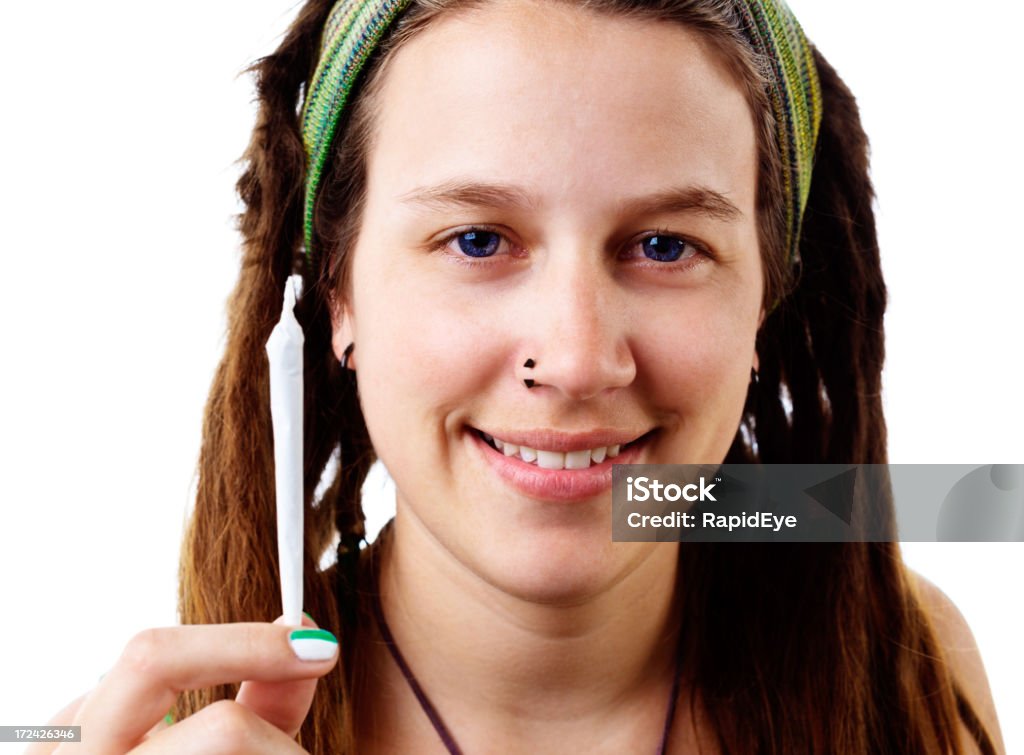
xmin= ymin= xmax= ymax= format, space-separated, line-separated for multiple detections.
xmin=1 ymin=1 xmax=1021 ymax=751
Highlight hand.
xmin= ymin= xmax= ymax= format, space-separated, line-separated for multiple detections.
xmin=48 ymin=614 xmax=338 ymax=754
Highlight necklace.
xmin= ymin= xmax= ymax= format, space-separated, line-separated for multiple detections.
xmin=370 ymin=584 xmax=682 ymax=754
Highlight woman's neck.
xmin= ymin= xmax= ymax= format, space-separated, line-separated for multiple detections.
xmin=357 ymin=509 xmax=684 ymax=753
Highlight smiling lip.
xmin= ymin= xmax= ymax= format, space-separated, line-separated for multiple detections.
xmin=469 ymin=427 xmax=652 ymax=502
xmin=476 ymin=428 xmax=644 ymax=453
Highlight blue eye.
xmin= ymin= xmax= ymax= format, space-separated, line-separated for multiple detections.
xmin=641 ymin=235 xmax=692 ymax=262
xmin=456 ymin=230 xmax=501 ymax=258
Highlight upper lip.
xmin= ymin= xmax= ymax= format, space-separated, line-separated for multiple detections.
xmin=472 ymin=427 xmax=651 ymax=452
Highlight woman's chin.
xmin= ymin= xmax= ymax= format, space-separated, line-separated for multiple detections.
xmin=396 ymin=483 xmax=662 ymax=606
xmin=466 ymin=530 xmax=652 ymax=606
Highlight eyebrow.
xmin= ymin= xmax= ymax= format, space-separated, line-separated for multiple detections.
xmin=399 ymin=179 xmax=539 ymax=213
xmin=398 ymin=179 xmax=743 ymax=222
xmin=617 ymin=185 xmax=743 ymax=222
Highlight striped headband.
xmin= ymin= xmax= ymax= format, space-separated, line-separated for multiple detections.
xmin=300 ymin=0 xmax=821 ymax=265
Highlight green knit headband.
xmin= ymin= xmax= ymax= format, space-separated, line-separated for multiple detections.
xmin=300 ymin=0 xmax=822 ymax=265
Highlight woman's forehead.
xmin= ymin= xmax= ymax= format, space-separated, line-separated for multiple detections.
xmin=367 ymin=0 xmax=758 ymax=215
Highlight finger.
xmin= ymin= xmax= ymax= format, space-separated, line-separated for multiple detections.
xmin=234 ymin=614 xmax=324 ymax=737
xmin=74 ymin=622 xmax=338 ymax=754
xmin=128 ymin=699 xmax=308 ymax=754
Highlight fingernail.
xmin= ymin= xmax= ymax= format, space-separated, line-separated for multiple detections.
xmin=163 ymin=710 xmax=175 ymax=726
xmin=288 ymin=628 xmax=338 ymax=661
xmin=303 ymin=611 xmax=314 ymax=621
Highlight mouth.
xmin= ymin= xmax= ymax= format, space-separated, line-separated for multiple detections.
xmin=473 ymin=428 xmax=653 ymax=470
xmin=467 ymin=426 xmax=656 ymax=502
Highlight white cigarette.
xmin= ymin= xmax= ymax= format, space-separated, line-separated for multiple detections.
xmin=266 ymin=275 xmax=305 ymax=627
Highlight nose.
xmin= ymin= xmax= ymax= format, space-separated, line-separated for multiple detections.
xmin=522 ymin=252 xmax=636 ymax=401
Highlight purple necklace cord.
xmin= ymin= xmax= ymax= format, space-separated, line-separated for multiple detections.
xmin=370 ymin=584 xmax=464 ymax=754
xmin=369 ymin=585 xmax=682 ymax=754
xmin=657 ymin=650 xmax=682 ymax=755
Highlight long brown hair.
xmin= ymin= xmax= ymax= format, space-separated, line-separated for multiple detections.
xmin=176 ymin=1 xmax=996 ymax=752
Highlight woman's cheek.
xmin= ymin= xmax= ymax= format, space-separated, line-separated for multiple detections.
xmin=638 ymin=301 xmax=753 ymax=446
xmin=355 ymin=277 xmax=499 ymax=436
xmin=401 ymin=290 xmax=501 ymax=393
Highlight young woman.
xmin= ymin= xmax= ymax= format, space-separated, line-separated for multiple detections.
xmin=41 ymin=0 xmax=1004 ymax=752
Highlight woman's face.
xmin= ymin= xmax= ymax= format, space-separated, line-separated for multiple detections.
xmin=335 ymin=0 xmax=763 ymax=601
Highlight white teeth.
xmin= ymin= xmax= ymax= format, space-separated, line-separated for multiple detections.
xmin=564 ymin=450 xmax=592 ymax=469
xmin=536 ymin=450 xmax=565 ymax=469
xmin=481 ymin=431 xmax=635 ymax=469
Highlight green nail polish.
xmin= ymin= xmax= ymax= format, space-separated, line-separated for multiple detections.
xmin=303 ymin=611 xmax=313 ymax=621
xmin=289 ymin=628 xmax=339 ymax=661
xmin=290 ymin=628 xmax=337 ymax=642
xmin=164 ymin=711 xmax=175 ymax=726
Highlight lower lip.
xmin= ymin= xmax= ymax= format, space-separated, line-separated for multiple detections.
xmin=469 ymin=430 xmax=648 ymax=502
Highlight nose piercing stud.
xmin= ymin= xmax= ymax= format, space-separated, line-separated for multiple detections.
xmin=523 ymin=358 xmax=537 ymax=389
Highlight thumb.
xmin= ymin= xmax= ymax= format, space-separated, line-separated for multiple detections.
xmin=234 ymin=613 xmax=337 ymax=738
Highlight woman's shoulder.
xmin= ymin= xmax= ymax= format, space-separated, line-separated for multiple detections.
xmin=908 ymin=569 xmax=1006 ymax=755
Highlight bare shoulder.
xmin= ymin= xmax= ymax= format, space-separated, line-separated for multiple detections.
xmin=908 ymin=569 xmax=1006 ymax=755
